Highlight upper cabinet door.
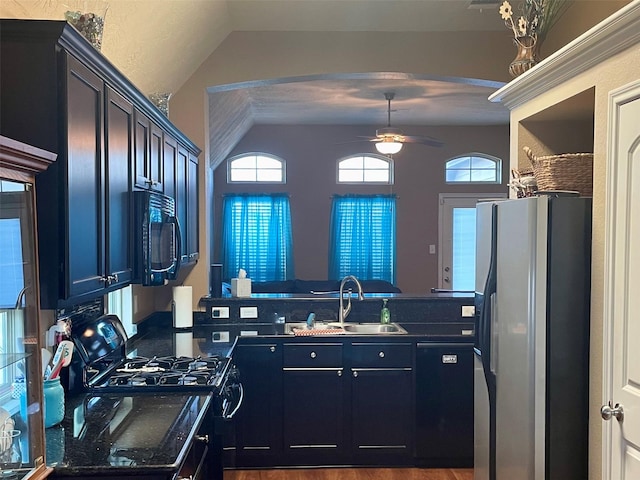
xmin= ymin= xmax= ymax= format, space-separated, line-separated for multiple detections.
xmin=65 ymin=54 xmax=107 ymax=299
xmin=133 ymin=111 xmax=163 ymax=192
xmin=133 ymin=111 xmax=150 ymax=189
xmin=187 ymin=152 xmax=199 ymax=262
xmin=105 ymin=86 xmax=134 ymax=287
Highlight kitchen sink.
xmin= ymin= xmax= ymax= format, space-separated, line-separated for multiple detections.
xmin=283 ymin=322 xmax=344 ymax=335
xmin=342 ymin=323 xmax=407 ymax=334
xmin=283 ymin=322 xmax=407 ymax=335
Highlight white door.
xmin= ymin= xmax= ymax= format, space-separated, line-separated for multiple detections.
xmin=439 ymin=194 xmax=505 ymax=291
xmin=603 ymin=80 xmax=640 ymax=479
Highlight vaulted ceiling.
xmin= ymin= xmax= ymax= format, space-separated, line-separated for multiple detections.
xmin=2 ymin=0 xmax=628 ymax=148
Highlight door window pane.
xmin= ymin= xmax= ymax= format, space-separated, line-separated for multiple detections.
xmin=452 ymin=207 xmax=476 ymax=291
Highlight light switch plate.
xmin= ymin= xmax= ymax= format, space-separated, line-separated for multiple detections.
xmin=211 ymin=306 xmax=230 ymax=319
xmin=462 ymin=305 xmax=475 ymax=317
xmin=240 ymin=306 xmax=258 ymax=319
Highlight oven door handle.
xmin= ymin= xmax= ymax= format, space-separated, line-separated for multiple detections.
xmin=223 ymin=382 xmax=244 ymax=420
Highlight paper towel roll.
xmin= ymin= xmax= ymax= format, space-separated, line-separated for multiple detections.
xmin=172 ymin=286 xmax=193 ymax=329
xmin=175 ymin=332 xmax=194 ymax=357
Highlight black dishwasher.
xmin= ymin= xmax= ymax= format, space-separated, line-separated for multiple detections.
xmin=415 ymin=342 xmax=474 ymax=467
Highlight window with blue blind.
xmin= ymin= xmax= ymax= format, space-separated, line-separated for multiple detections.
xmin=328 ymin=194 xmax=396 ymax=283
xmin=221 ymin=193 xmax=294 ymax=282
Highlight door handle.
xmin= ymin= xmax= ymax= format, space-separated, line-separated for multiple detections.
xmin=600 ymin=402 xmax=624 ymax=422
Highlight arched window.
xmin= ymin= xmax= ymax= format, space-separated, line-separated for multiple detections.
xmin=445 ymin=153 xmax=501 ymax=184
xmin=337 ymin=154 xmax=393 ymax=184
xmin=227 ymin=153 xmax=285 ymax=183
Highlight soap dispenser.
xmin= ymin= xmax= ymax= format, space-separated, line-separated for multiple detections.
xmin=380 ymin=299 xmax=391 ymax=324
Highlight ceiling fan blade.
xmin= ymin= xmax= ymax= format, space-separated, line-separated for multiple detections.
xmin=400 ymin=135 xmax=444 ymax=148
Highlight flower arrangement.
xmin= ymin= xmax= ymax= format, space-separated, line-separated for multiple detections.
xmin=499 ymin=0 xmax=569 ymax=44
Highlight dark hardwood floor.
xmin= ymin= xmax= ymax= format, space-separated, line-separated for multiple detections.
xmin=224 ymin=468 xmax=474 ymax=480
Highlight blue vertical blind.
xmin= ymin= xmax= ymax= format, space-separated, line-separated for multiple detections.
xmin=0 ymin=217 xmax=24 ymax=308
xmin=328 ymin=195 xmax=396 ymax=283
xmin=452 ymin=207 xmax=476 ymax=291
xmin=221 ymin=194 xmax=294 ymax=282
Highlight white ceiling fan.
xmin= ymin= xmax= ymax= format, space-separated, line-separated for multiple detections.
xmin=361 ymin=92 xmax=444 ymax=154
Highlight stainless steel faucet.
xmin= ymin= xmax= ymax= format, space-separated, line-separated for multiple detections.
xmin=339 ymin=275 xmax=364 ymax=326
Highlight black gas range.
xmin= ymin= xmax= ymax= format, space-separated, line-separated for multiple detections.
xmin=67 ymin=314 xmax=233 ymax=394
xmin=62 ymin=313 xmax=242 ymax=480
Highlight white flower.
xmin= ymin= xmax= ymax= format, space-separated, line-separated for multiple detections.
xmin=499 ymin=1 xmax=513 ymax=20
xmin=518 ymin=17 xmax=528 ymax=35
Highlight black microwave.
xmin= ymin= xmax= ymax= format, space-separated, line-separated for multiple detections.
xmin=133 ymin=191 xmax=181 ymax=286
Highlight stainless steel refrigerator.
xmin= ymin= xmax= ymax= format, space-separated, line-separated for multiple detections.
xmin=474 ymin=195 xmax=591 ymax=480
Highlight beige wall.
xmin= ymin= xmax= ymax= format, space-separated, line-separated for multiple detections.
xmin=168 ymin=3 xmax=628 ymax=310
xmin=213 ymin=124 xmax=509 ymax=293
xmin=167 ymin=29 xmax=518 ymax=310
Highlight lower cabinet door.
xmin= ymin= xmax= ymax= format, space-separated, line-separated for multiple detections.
xmin=415 ymin=343 xmax=474 ymax=467
xmin=282 ymin=368 xmax=347 ymax=464
xmin=232 ymin=343 xmax=282 ymax=467
xmin=350 ymin=368 xmax=413 ymax=464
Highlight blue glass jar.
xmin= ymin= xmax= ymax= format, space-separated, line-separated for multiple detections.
xmin=43 ymin=378 xmax=65 ymax=428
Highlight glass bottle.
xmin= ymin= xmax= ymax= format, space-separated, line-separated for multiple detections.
xmin=380 ymin=298 xmax=391 ymax=324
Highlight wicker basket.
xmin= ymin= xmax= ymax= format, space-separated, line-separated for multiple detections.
xmin=523 ymin=146 xmax=593 ymax=196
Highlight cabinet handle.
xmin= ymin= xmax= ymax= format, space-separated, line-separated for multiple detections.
xmin=100 ymin=276 xmax=109 ymax=284
xmin=379 ymin=351 xmax=385 ymax=358
xmin=310 ymin=351 xmax=317 ymax=359
xmin=194 ymin=434 xmax=209 ymax=444
xmin=270 ymin=346 xmax=276 ymax=353
xmin=353 ymin=371 xmax=358 ymax=378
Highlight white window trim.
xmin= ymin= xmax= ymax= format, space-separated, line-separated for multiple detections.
xmin=336 ymin=153 xmax=394 ymax=185
xmin=227 ymin=152 xmax=286 ymax=184
xmin=445 ymin=152 xmax=502 ymax=185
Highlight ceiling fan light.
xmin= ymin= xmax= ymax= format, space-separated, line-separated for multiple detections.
xmin=375 ymin=139 xmax=403 ymax=155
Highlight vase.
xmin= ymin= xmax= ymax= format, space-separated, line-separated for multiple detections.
xmin=149 ymin=93 xmax=172 ymax=117
xmin=64 ymin=10 xmax=105 ymax=51
xmin=509 ymin=35 xmax=540 ymax=78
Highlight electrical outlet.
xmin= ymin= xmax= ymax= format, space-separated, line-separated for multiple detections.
xmin=240 ymin=306 xmax=258 ymax=319
xmin=429 ymin=244 xmax=436 ymax=254
xmin=462 ymin=305 xmax=475 ymax=317
xmin=211 ymin=307 xmax=230 ymax=319
xmin=211 ymin=331 xmax=230 ymax=343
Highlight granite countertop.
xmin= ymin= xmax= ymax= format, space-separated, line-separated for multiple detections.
xmin=46 ymin=392 xmax=211 ymax=476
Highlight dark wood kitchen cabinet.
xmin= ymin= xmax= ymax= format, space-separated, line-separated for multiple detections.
xmin=0 ymin=20 xmax=201 ymax=308
xmin=134 ymin=110 xmax=164 ymax=192
xmin=232 ymin=342 xmax=283 ymax=467
xmin=349 ymin=342 xmax=413 ymax=464
xmin=44 ymin=54 xmax=133 ymax=306
xmin=186 ymin=151 xmax=199 ymax=262
xmin=174 ymin=145 xmax=199 ymax=264
xmin=282 ymin=343 xmax=347 ymax=465
xmin=415 ymin=342 xmax=474 ymax=467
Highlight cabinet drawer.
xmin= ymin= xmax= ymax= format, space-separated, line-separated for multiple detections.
xmin=283 ymin=343 xmax=342 ymax=368
xmin=351 ymin=343 xmax=412 ymax=368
